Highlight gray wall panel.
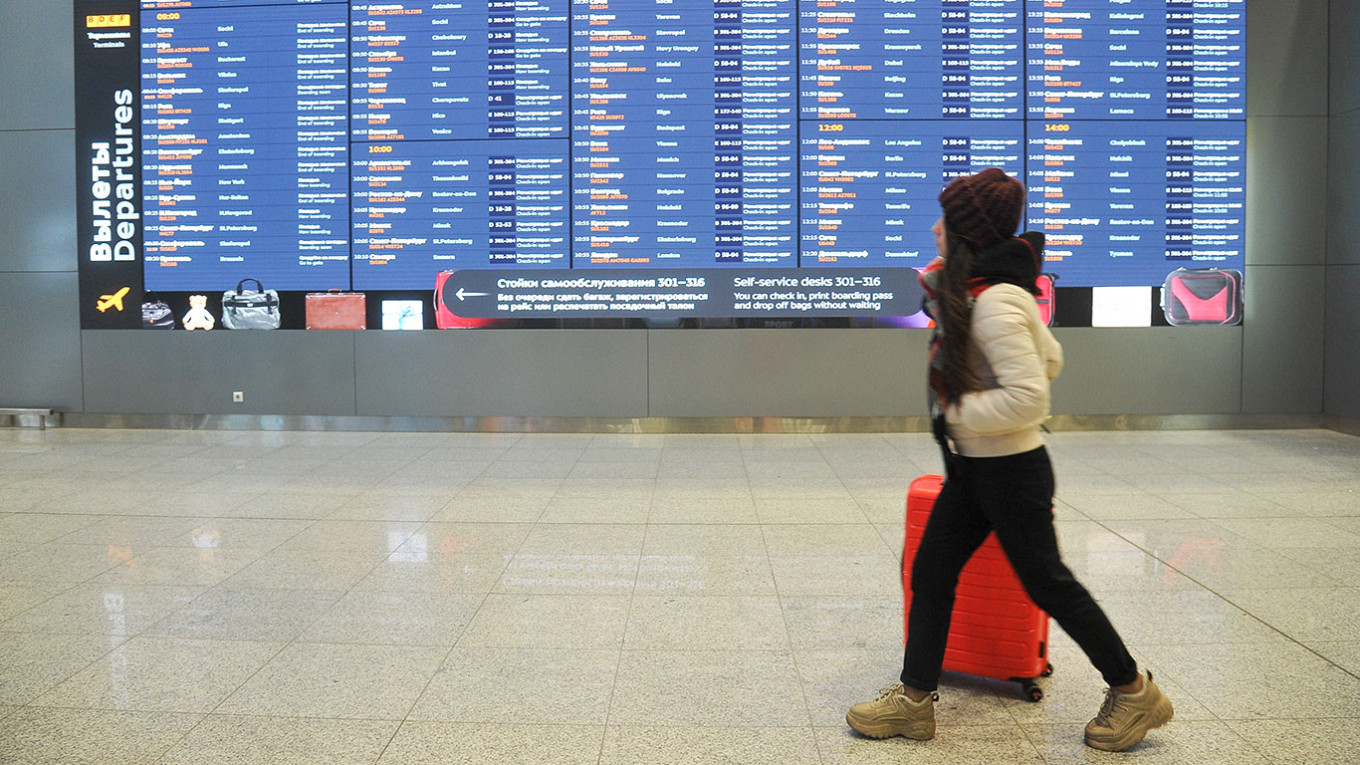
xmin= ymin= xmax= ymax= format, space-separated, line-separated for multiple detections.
xmin=648 ymin=329 xmax=926 ymax=418
xmin=1241 ymin=265 xmax=1324 ymax=412
xmin=1326 ymin=0 xmax=1359 ymax=420
xmin=1245 ymin=117 xmax=1327 ymax=266
xmin=355 ymin=330 xmax=648 ymax=417
xmin=0 ymin=0 xmax=74 ymax=131
xmin=0 ymin=273 xmax=83 ymax=411
xmin=0 ymin=130 xmax=77 ymax=272
xmin=1325 ymin=266 xmax=1360 ymax=419
xmin=1050 ymin=329 xmax=1242 ymax=415
xmin=1247 ymin=0 xmax=1328 ymax=116
xmin=1332 ymin=0 xmax=1359 ymax=114
xmin=81 ymin=330 xmax=357 ymax=415
xmin=1329 ymin=109 xmax=1360 ymax=265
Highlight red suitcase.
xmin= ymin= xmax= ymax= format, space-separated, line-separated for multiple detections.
xmin=903 ymin=474 xmax=1053 ymax=701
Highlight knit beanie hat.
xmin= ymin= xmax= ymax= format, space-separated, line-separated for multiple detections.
xmin=938 ymin=167 xmax=1025 ymax=250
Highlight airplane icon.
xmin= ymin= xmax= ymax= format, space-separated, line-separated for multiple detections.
xmin=96 ymin=286 xmax=131 ymax=313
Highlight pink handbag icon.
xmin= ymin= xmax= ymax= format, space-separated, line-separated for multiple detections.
xmin=1161 ymin=268 xmax=1242 ymax=326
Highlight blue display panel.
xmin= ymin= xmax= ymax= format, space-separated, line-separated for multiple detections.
xmin=140 ymin=2 xmax=350 ymax=290
xmin=350 ymin=1 xmax=569 ymax=142
xmin=1027 ymin=0 xmax=1244 ymax=120
xmin=142 ymin=0 xmax=317 ymax=7
xmin=352 ymin=138 xmax=570 ymax=289
xmin=799 ymin=0 xmax=1024 ymax=120
xmin=800 ymin=121 xmax=1023 ymax=266
xmin=569 ymin=0 xmax=798 ymax=268
xmin=1027 ymin=120 xmax=1243 ymax=287
xmin=73 ymin=0 xmax=1248 ymax=324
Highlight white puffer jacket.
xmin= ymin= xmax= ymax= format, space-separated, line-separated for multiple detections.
xmin=945 ymin=282 xmax=1063 ymax=458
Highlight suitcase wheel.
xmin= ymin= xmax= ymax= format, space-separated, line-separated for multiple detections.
xmin=1009 ymin=674 xmax=1048 ymax=703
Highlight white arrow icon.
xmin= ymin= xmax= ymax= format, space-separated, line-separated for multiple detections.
xmin=456 ymin=288 xmax=489 ymax=301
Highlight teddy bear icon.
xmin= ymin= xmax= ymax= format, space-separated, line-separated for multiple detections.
xmin=182 ymin=294 xmax=215 ymax=331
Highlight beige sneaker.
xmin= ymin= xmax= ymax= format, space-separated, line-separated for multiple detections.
xmin=845 ymin=683 xmax=936 ymax=740
xmin=1085 ymin=672 xmax=1175 ymax=752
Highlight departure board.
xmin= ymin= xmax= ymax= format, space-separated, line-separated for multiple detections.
xmin=75 ymin=0 xmax=1247 ymax=327
xmin=140 ymin=3 xmax=350 ymax=290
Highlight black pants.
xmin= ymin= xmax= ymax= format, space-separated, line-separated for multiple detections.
xmin=901 ymin=446 xmax=1139 ymax=691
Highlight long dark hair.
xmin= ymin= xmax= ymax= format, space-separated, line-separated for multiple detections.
xmin=936 ymin=231 xmax=985 ymax=406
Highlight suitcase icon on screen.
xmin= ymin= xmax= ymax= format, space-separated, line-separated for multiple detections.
xmin=1161 ymin=268 xmax=1242 ymax=326
xmin=1035 ymin=273 xmax=1056 ymax=327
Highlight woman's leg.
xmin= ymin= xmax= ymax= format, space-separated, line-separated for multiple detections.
xmin=977 ymin=447 xmax=1138 ymax=687
xmin=847 ymin=471 xmax=991 ymax=741
xmin=900 ymin=471 xmax=992 ymax=691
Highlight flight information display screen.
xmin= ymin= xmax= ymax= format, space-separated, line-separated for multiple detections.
xmin=75 ymin=0 xmax=1245 ymax=327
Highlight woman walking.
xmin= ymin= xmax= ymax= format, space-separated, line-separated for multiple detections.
xmin=846 ymin=168 xmax=1173 ymax=752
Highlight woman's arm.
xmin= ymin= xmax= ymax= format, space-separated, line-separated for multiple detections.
xmin=952 ymin=286 xmax=1053 ymax=435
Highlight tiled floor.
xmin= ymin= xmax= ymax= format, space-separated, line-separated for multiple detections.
xmin=1 ymin=427 xmax=1358 ymax=764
